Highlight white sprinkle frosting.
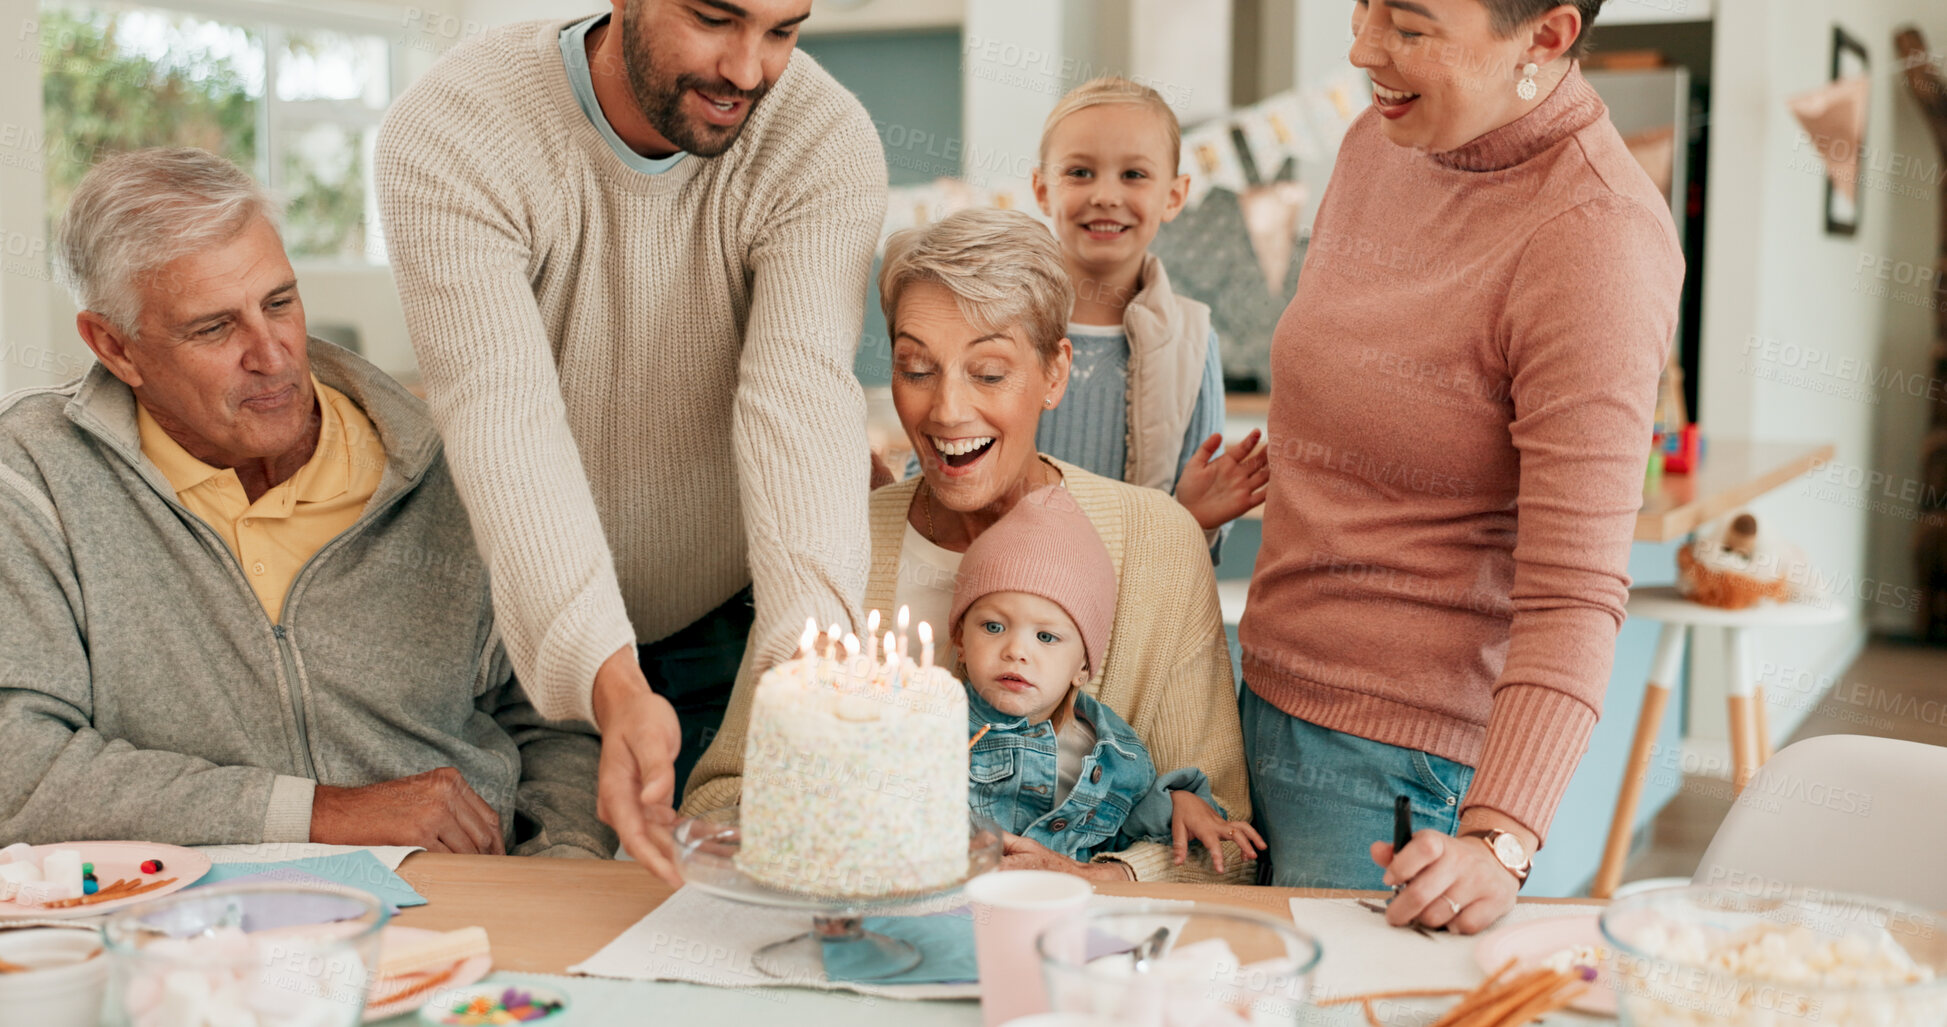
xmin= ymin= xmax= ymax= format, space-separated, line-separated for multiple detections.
xmin=736 ymin=651 xmax=969 ymax=898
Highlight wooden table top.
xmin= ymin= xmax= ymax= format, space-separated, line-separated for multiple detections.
xmin=388 ymin=853 xmax=1594 ymax=975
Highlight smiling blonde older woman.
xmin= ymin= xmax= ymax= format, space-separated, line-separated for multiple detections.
xmin=686 ymin=209 xmax=1253 ymax=882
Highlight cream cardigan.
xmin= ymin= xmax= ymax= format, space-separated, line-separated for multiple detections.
xmin=685 ymin=458 xmax=1253 ymax=883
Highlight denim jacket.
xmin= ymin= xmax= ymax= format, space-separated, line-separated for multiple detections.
xmin=966 ymin=685 xmax=1218 ymax=861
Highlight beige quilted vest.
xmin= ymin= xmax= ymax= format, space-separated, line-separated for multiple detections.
xmin=1121 ymin=254 xmax=1214 ymax=492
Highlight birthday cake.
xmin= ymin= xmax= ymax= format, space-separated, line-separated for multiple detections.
xmin=736 ymin=617 xmax=970 ymax=898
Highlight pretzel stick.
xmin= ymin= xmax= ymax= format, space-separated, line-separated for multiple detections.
xmin=0 ymin=957 xmax=30 ymax=973
xmin=1320 ymin=987 xmax=1468 ymax=1006
xmin=45 ymin=878 xmax=132 ymax=908
xmin=1452 ymin=970 xmax=1572 ymax=1027
xmin=79 ymin=876 xmax=175 ymax=906
xmin=1432 ymin=968 xmax=1551 ymax=1027
xmin=1501 ymin=979 xmax=1589 ymax=1025
xmin=1362 ymin=998 xmax=1384 ymax=1027
xmin=43 ymin=878 xmax=135 ymax=909
xmin=1477 ymin=956 xmax=1520 ymax=992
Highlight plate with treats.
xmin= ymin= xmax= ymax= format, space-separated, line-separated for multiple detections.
xmin=362 ymin=925 xmax=494 ymax=1022
xmin=1473 ymin=914 xmax=1617 ymax=1016
xmin=0 ymin=841 xmax=209 ymax=920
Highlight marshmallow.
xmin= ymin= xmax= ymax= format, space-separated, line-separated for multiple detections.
xmin=14 ymin=880 xmax=71 ymax=906
xmin=0 ymin=842 xmax=34 ymax=866
xmin=0 ymin=861 xmax=41 ymax=886
xmin=155 ymin=969 xmax=215 ymax=1027
xmin=42 ymin=848 xmax=82 ymax=896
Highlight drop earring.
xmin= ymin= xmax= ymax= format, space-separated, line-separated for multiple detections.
xmin=1516 ymin=62 xmax=1540 ymax=101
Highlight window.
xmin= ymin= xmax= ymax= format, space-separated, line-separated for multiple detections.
xmin=37 ymin=1 xmax=397 ymax=264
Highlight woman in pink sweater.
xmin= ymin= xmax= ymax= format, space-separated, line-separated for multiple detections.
xmin=1239 ymin=0 xmax=1683 ymax=930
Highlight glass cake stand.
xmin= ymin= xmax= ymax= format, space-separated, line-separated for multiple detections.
xmin=672 ymin=811 xmax=1003 ymax=982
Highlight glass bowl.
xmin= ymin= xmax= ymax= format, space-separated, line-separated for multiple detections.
xmin=1599 ymin=884 xmax=1947 ymax=1026
xmin=1038 ymin=903 xmax=1323 ymax=1025
xmin=100 ymin=883 xmax=388 ymax=1027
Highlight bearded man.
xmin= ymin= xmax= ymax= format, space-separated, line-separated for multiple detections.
xmin=375 ymin=0 xmax=887 ymax=884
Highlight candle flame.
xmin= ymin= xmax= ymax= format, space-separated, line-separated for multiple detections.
xmin=896 ymin=605 xmax=910 ymax=631
xmin=842 ymin=633 xmax=860 ymax=658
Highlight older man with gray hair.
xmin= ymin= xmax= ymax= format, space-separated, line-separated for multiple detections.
xmin=0 ymin=147 xmax=611 ymax=856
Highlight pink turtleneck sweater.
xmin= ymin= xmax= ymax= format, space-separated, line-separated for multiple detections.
xmin=1240 ymin=68 xmax=1684 ymax=842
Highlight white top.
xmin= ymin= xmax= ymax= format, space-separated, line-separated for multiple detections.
xmin=375 ymin=20 xmax=888 ymax=720
xmin=893 ymin=523 xmax=964 ymax=673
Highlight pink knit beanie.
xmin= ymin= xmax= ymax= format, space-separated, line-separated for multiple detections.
xmin=949 ymin=485 xmax=1116 ymax=674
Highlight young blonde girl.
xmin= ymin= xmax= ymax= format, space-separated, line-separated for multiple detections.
xmin=1031 ymin=77 xmax=1268 ymax=549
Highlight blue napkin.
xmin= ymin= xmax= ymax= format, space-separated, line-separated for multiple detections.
xmin=824 ymin=907 xmax=978 ymax=985
xmin=821 ymin=909 xmax=1148 ymax=985
xmin=190 ymin=852 xmax=425 ymax=910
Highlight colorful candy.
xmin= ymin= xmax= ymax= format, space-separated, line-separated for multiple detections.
xmin=435 ymin=988 xmax=564 ymax=1024
xmin=140 ymin=859 xmax=165 ymax=874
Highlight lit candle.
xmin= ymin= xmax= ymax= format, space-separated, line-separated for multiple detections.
xmin=799 ymin=618 xmax=817 ymax=661
xmin=865 ymin=610 xmax=881 ymax=665
xmin=918 ymin=621 xmax=934 ymax=669
xmin=843 ymin=633 xmax=861 ymax=678
xmin=896 ymin=605 xmax=911 ymax=665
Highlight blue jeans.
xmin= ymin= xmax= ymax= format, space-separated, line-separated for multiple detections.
xmin=1240 ymin=684 xmax=1477 ymax=889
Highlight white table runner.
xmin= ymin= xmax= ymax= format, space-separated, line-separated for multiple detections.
xmin=570 ymin=885 xmax=1190 ymax=1001
xmin=1292 ymin=897 xmax=1610 ymax=1024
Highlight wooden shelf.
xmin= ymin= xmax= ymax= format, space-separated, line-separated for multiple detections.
xmin=1635 ymin=439 xmax=1834 ymax=542
xmin=1225 ymin=395 xmax=1830 ymax=543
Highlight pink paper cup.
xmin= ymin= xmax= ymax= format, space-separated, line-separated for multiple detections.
xmin=967 ymin=870 xmax=1093 ymax=1027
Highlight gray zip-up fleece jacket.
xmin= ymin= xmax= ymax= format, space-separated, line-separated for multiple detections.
xmin=0 ymin=340 xmax=613 ymax=857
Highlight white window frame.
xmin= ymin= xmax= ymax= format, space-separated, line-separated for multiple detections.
xmin=43 ymin=0 xmax=408 ymax=266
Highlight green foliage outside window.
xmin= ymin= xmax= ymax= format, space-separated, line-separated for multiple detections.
xmin=38 ymin=4 xmax=375 ymax=262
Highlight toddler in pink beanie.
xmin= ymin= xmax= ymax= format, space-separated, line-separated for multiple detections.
xmin=951 ymin=485 xmax=1263 ymax=870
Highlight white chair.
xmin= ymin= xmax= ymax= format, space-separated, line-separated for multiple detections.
xmin=1690 ymin=734 xmax=1947 ymax=910
xmin=1592 ymin=586 xmax=1846 ymax=897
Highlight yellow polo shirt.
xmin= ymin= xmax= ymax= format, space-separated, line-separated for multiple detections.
xmin=137 ymin=379 xmax=387 ymax=622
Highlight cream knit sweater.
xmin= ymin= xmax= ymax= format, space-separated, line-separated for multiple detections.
xmin=687 ymin=459 xmax=1254 ymax=883
xmin=376 ymin=20 xmax=888 ymax=723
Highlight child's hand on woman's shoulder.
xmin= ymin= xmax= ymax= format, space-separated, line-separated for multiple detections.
xmin=1175 ymin=430 xmax=1270 ymax=530
xmin=1168 ymin=789 xmax=1265 ymax=873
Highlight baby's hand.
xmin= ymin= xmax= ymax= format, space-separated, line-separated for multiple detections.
xmin=1174 ymin=430 xmax=1269 ymax=530
xmin=1168 ymin=790 xmax=1266 ymax=873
